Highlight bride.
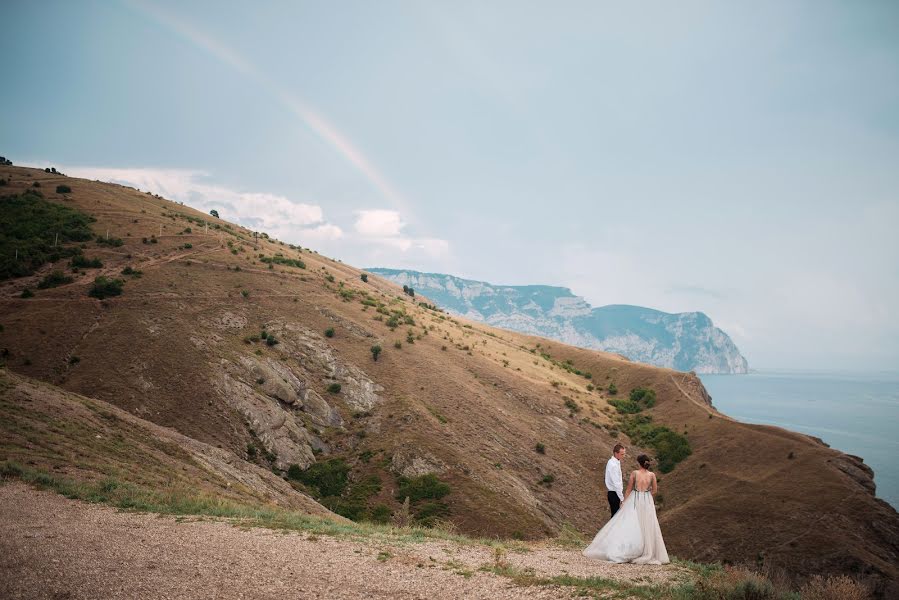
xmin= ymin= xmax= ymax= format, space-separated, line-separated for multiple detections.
xmin=583 ymin=454 xmax=669 ymax=564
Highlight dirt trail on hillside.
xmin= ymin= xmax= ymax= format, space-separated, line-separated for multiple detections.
xmin=0 ymin=484 xmax=682 ymax=600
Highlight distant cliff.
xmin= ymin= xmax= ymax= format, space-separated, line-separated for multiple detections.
xmin=368 ymin=268 xmax=749 ymax=374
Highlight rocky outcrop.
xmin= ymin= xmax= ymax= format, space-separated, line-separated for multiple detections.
xmin=390 ymin=450 xmax=446 ymax=478
xmin=369 ymin=268 xmax=749 ymax=374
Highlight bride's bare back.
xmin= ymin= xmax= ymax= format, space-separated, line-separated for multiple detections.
xmin=626 ymin=468 xmax=657 ymax=497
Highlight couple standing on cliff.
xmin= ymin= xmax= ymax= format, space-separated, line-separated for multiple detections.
xmin=582 ymin=443 xmax=670 ymax=564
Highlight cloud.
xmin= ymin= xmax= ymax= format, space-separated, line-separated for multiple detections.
xmin=303 ymin=224 xmax=344 ymax=241
xmin=41 ymin=164 xmax=341 ymax=245
xmin=354 ymin=210 xmax=405 ymax=237
xmin=352 ymin=209 xmax=449 ymax=259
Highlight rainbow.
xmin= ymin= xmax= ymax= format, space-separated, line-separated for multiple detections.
xmin=125 ymin=0 xmax=406 ymax=212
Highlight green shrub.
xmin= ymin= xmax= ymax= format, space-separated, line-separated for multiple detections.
xmin=368 ymin=503 xmax=391 ymax=523
xmin=360 ymin=273 xmax=368 ymax=283
xmin=324 ymin=327 xmax=335 ymax=338
xmin=240 ymin=289 xmax=249 ymax=298
xmin=394 ymin=341 xmax=402 ymax=349
xmin=291 ymin=459 xmax=350 ymax=497
xmin=619 ymin=414 xmax=691 ymax=473
xmin=608 ymin=383 xmax=618 ymax=395
xmin=37 ymin=270 xmax=73 ymax=289
xmin=96 ymin=235 xmax=124 ymax=247
xmin=20 ymin=288 xmax=34 ymax=298
xmin=265 ymin=335 xmax=279 ymax=346
xmin=371 ymin=345 xmax=382 ymax=361
xmin=395 ymin=473 xmax=450 ymax=503
xmin=564 ymin=398 xmax=580 ymax=413
xmin=56 ymin=184 xmax=72 ymax=194
xmin=539 ymin=474 xmax=555 ymax=486
xmin=629 ymin=387 xmax=656 ymax=408
xmin=535 ymin=442 xmax=546 ymax=454
xmin=609 ymin=399 xmax=642 ymax=414
xmin=121 ymin=266 xmax=142 ymax=277
xmin=327 ymin=383 xmax=342 ymax=393
xmin=71 ymin=255 xmax=102 ymax=269
xmin=414 ymin=501 xmax=449 ymax=526
xmin=88 ymin=276 xmax=124 ymax=299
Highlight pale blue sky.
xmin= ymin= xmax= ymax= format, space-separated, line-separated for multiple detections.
xmin=3 ymin=1 xmax=898 ymax=370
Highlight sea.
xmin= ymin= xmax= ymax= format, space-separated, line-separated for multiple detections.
xmin=700 ymin=369 xmax=899 ymax=511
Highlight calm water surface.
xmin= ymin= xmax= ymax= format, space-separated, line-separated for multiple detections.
xmin=701 ymin=370 xmax=899 ymax=510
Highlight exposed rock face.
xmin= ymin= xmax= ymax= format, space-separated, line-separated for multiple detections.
xmin=208 ymin=320 xmax=386 ymax=471
xmin=390 ymin=450 xmax=446 ymax=478
xmin=369 ymin=268 xmax=749 ymax=374
xmin=214 ymin=366 xmax=317 ymax=471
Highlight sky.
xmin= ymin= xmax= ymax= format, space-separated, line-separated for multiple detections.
xmin=3 ymin=0 xmax=898 ymax=371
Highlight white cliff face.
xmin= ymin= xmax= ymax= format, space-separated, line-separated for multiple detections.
xmin=368 ymin=268 xmax=749 ymax=374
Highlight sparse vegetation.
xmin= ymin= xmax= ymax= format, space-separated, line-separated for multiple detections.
xmin=261 ymin=255 xmax=305 ymax=269
xmin=324 ymin=327 xmax=335 ymax=338
xmin=20 ymin=288 xmax=34 ymax=298
xmin=360 ymin=273 xmax=368 ymax=283
xmin=88 ymin=276 xmax=124 ymax=299
xmin=370 ymin=345 xmax=382 ymax=361
xmin=327 ymin=383 xmax=342 ymax=394
xmin=535 ymin=442 xmax=546 ymax=454
xmin=608 ymin=383 xmax=618 ymax=395
xmin=37 ymin=270 xmax=73 ymax=289
xmin=56 ymin=184 xmax=72 ymax=194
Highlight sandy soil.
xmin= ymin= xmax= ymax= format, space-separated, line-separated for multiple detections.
xmin=0 ymin=484 xmax=683 ymax=600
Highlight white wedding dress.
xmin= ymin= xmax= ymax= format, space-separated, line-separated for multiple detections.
xmin=582 ymin=476 xmax=669 ymax=565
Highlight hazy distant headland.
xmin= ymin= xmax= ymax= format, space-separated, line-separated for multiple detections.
xmin=369 ymin=268 xmax=749 ymax=375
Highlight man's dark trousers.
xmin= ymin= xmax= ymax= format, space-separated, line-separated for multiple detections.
xmin=607 ymin=491 xmax=621 ymax=517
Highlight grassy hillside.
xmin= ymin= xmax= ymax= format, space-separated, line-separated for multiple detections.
xmin=0 ymin=165 xmax=896 ymax=596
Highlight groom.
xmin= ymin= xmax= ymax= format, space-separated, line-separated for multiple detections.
xmin=605 ymin=443 xmax=626 ymax=517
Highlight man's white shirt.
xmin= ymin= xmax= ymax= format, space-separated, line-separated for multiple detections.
xmin=605 ymin=456 xmax=623 ymax=500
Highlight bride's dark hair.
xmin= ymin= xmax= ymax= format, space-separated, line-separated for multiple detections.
xmin=637 ymin=454 xmax=652 ymax=469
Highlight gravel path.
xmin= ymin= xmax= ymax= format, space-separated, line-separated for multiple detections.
xmin=0 ymin=484 xmax=684 ymax=599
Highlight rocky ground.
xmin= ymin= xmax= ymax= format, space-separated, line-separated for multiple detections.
xmin=0 ymin=483 xmax=684 ymax=599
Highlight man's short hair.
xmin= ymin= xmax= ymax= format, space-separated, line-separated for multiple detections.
xmin=613 ymin=443 xmax=625 ymax=455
